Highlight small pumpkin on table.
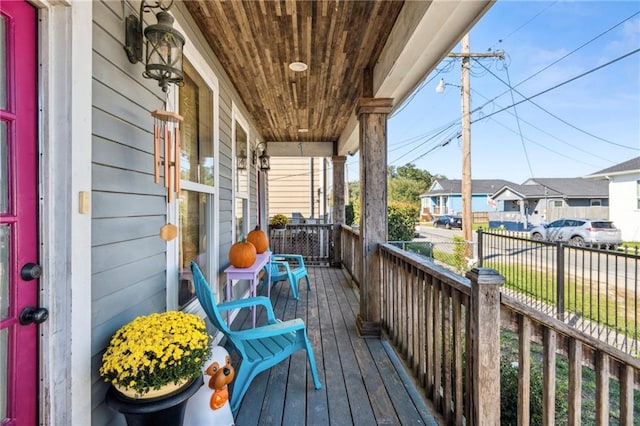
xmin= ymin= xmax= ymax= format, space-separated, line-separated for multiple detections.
xmin=228 ymin=238 xmax=257 ymax=268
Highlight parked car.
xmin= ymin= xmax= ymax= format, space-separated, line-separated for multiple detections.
xmin=433 ymin=215 xmax=462 ymax=229
xmin=529 ymin=218 xmax=622 ymax=248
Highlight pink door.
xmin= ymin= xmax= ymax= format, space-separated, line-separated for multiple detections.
xmin=0 ymin=1 xmax=41 ymax=424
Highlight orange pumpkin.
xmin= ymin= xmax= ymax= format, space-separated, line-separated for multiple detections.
xmin=229 ymin=240 xmax=257 ymax=268
xmin=246 ymin=226 xmax=269 ymax=254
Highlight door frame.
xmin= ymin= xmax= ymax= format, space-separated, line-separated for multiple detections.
xmin=33 ymin=2 xmax=92 ymax=424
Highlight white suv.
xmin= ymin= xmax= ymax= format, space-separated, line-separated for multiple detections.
xmin=530 ymin=219 xmax=622 ymax=249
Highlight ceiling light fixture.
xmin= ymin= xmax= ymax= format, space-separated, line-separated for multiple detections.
xmin=289 ymin=61 xmax=308 ymax=72
xmin=298 ymin=128 xmax=309 ymax=133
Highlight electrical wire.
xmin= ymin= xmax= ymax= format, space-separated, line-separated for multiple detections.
xmin=475 ymin=10 xmax=640 ymax=115
xmin=486 ymin=116 xmax=602 ymax=169
xmin=390 ymin=59 xmax=457 ymax=118
xmin=389 ymin=125 xmax=461 ymax=165
xmin=486 ymin=1 xmax=559 ymax=52
xmin=471 ymin=56 xmax=640 ymax=150
xmin=470 ymin=47 xmax=640 ymax=150
xmin=470 ymin=87 xmax=616 ymax=164
xmin=504 ymin=67 xmax=535 ymax=178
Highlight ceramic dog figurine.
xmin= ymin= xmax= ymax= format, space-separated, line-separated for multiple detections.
xmin=184 ymin=346 xmax=235 ymax=426
xmin=206 ymin=347 xmax=235 ymax=410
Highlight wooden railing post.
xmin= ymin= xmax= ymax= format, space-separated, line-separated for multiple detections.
xmin=466 ymin=267 xmax=504 ymax=425
xmin=331 ymin=156 xmax=346 ymax=267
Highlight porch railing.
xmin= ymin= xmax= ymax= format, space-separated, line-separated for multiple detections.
xmin=376 ymin=242 xmax=640 ymax=424
xmin=340 ymin=225 xmax=361 ymax=286
xmin=268 ymin=223 xmax=333 ymax=266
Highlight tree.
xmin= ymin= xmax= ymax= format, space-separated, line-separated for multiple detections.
xmin=348 ymin=163 xmax=437 ymax=235
xmin=387 ymin=164 xmax=433 ymax=210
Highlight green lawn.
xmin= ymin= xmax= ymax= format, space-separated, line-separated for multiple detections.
xmin=485 ymin=261 xmax=638 ymax=340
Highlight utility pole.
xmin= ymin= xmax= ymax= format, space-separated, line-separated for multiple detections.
xmin=446 ymin=34 xmax=504 ymax=259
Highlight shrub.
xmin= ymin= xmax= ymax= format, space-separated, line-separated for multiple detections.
xmin=500 ymin=360 xmax=544 ymax=425
xmin=345 ymin=204 xmax=355 ymax=227
xmin=388 ymin=202 xmax=419 ymax=241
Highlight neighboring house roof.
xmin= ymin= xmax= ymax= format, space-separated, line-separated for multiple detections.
xmin=491 ymin=177 xmax=608 ymax=200
xmin=584 ymin=156 xmax=640 ymax=178
xmin=421 ymin=179 xmax=518 ymax=197
xmin=522 ymin=177 xmax=609 ymax=198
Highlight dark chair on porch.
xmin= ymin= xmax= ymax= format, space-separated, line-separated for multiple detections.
xmin=190 ymin=261 xmax=322 ymax=412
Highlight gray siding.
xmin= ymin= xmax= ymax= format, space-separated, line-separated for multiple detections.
xmin=90 ymin=2 xmax=264 ymax=424
xmin=91 ymin=1 xmax=167 ymax=424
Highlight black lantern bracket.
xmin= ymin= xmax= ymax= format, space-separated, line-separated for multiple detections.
xmin=125 ymin=0 xmax=185 ymax=92
xmin=253 ymin=142 xmax=271 ymax=172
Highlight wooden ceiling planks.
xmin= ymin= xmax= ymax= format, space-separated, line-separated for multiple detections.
xmin=184 ymin=0 xmax=404 ymax=146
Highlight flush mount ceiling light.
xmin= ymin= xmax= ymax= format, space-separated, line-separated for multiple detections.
xmin=288 ymin=61 xmax=308 ymax=72
xmin=297 ymin=128 xmax=309 ymax=133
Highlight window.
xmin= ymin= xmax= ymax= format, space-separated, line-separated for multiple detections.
xmin=552 ymin=200 xmax=563 ymax=207
xmin=233 ymin=107 xmax=250 ymax=240
xmin=590 ymin=199 xmax=602 ymax=207
xmin=175 ymin=58 xmax=217 ymax=309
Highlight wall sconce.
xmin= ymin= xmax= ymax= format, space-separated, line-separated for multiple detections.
xmin=253 ymin=142 xmax=271 ymax=171
xmin=237 ymin=149 xmax=247 ymax=171
xmin=125 ymin=0 xmax=185 ymax=93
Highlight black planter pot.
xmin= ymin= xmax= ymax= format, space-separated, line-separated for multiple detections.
xmin=105 ymin=376 xmax=203 ymax=426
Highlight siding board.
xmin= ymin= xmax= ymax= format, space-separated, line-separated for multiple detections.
xmin=93 ymin=164 xmax=164 ymax=195
xmin=92 ymin=236 xmax=165 ymax=274
xmin=92 ymin=253 xmax=166 ymax=301
xmin=92 ymin=216 xmax=165 ymax=246
xmin=93 ymin=107 xmax=154 ymax=154
xmin=93 ymin=136 xmax=153 ymax=175
xmin=92 ymin=192 xmax=165 ymax=218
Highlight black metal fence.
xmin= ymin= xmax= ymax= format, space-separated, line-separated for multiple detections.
xmin=478 ymin=229 xmax=639 ymax=356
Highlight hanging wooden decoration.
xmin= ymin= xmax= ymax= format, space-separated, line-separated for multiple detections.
xmin=151 ymin=109 xmax=183 ymax=204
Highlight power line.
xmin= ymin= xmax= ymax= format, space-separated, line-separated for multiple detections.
xmin=471 ymin=56 xmax=640 ymax=150
xmin=486 ymin=116 xmax=602 ymax=169
xmin=470 ymin=87 xmax=616 ymax=164
xmin=470 ymin=47 xmax=640 ymax=149
xmin=389 ymin=125 xmax=460 ymax=165
xmin=504 ymin=67 xmax=534 ymax=178
xmin=474 ymin=10 xmax=640 ymax=115
xmin=486 ymin=1 xmax=559 ymax=52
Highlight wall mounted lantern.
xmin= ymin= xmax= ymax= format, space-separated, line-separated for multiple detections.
xmin=125 ymin=0 xmax=185 ymax=92
xmin=253 ymin=142 xmax=271 ymax=171
xmin=237 ymin=149 xmax=247 ymax=171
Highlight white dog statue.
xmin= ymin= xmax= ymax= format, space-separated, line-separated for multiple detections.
xmin=183 ymin=346 xmax=235 ymax=426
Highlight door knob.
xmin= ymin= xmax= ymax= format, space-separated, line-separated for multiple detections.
xmin=19 ymin=306 xmax=49 ymax=325
xmin=21 ymin=263 xmax=42 ymax=281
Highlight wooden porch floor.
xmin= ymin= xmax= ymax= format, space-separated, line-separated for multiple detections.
xmin=226 ymin=266 xmax=441 ymax=425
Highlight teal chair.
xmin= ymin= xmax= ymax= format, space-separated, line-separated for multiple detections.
xmin=190 ymin=261 xmax=321 ymax=412
xmin=266 ymin=254 xmax=311 ymax=300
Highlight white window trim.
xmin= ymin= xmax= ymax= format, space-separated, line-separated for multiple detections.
xmin=232 ymin=103 xmax=250 ymax=240
xmin=166 ymin=17 xmax=220 ymax=312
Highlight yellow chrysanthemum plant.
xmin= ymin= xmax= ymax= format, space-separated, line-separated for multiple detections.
xmin=100 ymin=311 xmax=212 ymax=398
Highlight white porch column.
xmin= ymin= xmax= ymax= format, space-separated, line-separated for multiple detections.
xmin=356 ymin=98 xmax=393 ymax=337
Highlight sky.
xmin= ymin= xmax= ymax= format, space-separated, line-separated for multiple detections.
xmin=345 ymin=1 xmax=640 ymax=184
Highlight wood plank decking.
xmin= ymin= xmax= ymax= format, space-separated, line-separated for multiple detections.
xmin=224 ymin=266 xmax=440 ymax=425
